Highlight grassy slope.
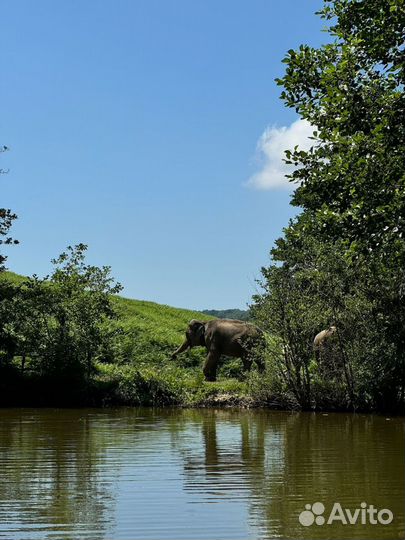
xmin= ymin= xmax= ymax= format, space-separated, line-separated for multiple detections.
xmin=0 ymin=271 xmax=26 ymax=285
xmin=112 ymin=295 xmax=212 ymax=358
xmin=101 ymin=296 xmax=250 ymax=406
xmin=1 ymin=271 xmax=252 ymax=406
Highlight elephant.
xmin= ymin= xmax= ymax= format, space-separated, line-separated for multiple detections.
xmin=171 ymin=319 xmax=265 ymax=381
xmin=313 ymin=325 xmax=337 ymax=362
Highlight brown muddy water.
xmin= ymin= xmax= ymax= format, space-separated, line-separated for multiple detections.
xmin=0 ymin=408 xmax=403 ymax=540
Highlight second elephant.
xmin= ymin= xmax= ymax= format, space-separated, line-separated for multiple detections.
xmin=171 ymin=318 xmax=265 ymax=381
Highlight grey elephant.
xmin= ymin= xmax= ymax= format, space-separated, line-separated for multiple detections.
xmin=313 ymin=325 xmax=337 ymax=362
xmin=171 ymin=319 xmax=265 ymax=381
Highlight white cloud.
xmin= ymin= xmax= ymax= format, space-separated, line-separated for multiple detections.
xmin=247 ymin=119 xmax=314 ymax=190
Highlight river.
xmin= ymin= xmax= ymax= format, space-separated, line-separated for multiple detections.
xmin=0 ymin=408 xmax=403 ymax=539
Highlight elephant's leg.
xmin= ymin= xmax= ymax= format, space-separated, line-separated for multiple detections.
xmin=203 ymin=350 xmax=220 ymax=382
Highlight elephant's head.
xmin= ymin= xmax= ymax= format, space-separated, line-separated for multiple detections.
xmin=186 ymin=319 xmax=206 ymax=347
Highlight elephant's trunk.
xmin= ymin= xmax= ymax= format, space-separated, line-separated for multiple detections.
xmin=171 ymin=338 xmax=191 ymax=359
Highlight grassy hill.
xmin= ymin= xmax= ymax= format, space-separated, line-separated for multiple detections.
xmin=112 ymin=295 xmax=213 ymax=362
xmin=0 ymin=271 xmax=265 ymax=407
xmin=0 ymin=270 xmax=27 ymax=285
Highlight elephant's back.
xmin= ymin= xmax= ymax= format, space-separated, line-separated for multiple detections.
xmin=314 ymin=329 xmax=328 ymax=347
xmin=208 ymin=318 xmax=255 ymax=327
xmin=206 ymin=318 xmax=261 ymax=339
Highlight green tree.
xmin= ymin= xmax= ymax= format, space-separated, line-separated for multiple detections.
xmin=253 ymin=0 xmax=405 ymax=412
xmin=41 ymin=244 xmax=123 ymax=380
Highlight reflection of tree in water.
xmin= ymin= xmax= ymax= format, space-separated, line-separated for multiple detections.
xmin=0 ymin=409 xmax=117 ymax=538
xmin=171 ymin=409 xmax=405 ymax=540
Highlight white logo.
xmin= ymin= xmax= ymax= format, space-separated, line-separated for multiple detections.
xmin=299 ymin=502 xmax=325 ymax=526
xmin=299 ymin=502 xmax=393 ymax=527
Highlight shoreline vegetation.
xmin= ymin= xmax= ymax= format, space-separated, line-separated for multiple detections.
xmin=0 ymin=267 xmax=401 ymax=415
xmin=0 ymin=268 xmax=289 ymax=411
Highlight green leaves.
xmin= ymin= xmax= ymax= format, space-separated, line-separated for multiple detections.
xmin=0 ymin=245 xmax=123 ymax=384
xmin=253 ymin=0 xmax=405 ymax=413
xmin=276 ymin=0 xmax=405 ymax=257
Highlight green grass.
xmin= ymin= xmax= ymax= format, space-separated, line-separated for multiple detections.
xmin=0 ymin=270 xmax=27 ymax=285
xmin=110 ymin=294 xmax=213 ymax=362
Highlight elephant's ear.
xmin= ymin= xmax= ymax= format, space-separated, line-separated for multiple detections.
xmin=189 ymin=319 xmax=204 ymax=329
xmin=197 ymin=323 xmax=206 ymax=345
xmin=198 ymin=322 xmax=205 ymax=332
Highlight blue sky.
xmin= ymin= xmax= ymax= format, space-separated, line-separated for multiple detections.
xmin=1 ymin=0 xmax=325 ymax=310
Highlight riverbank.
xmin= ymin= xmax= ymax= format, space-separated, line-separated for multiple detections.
xmin=0 ymin=361 xmax=387 ymax=413
xmin=0 ymin=361 xmax=293 ymax=410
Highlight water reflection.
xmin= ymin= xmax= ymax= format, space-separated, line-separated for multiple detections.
xmin=0 ymin=410 xmax=116 ymax=539
xmin=175 ymin=410 xmax=405 ymax=539
xmin=0 ymin=408 xmax=403 ymax=539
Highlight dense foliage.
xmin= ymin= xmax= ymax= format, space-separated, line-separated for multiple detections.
xmin=252 ymin=0 xmax=405 ymax=413
xmin=0 ymin=246 xmax=124 ymax=401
